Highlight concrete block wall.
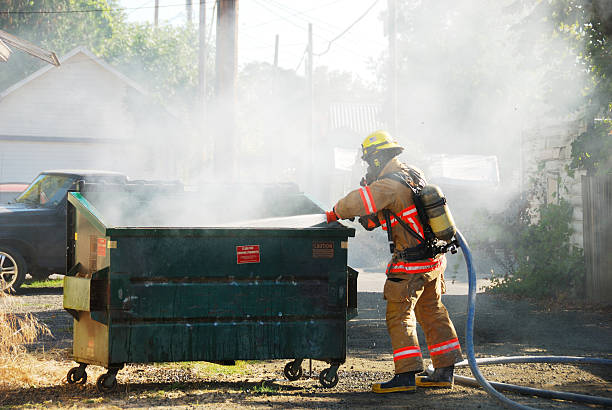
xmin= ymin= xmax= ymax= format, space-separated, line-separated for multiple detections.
xmin=521 ymin=118 xmax=587 ymax=248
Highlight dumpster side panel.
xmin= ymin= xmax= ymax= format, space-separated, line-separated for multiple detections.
xmin=106 ymin=230 xmax=349 ymax=364
xmin=110 ymin=320 xmax=346 ymax=363
xmin=108 ymin=232 xmax=348 ymax=279
xmin=69 ymin=200 xmax=112 ymax=367
xmin=113 ymin=281 xmax=331 ymax=319
xmin=72 ymin=312 xmax=109 ymax=367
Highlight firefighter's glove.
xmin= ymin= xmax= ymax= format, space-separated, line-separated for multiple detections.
xmin=359 ymin=214 xmax=380 ymax=231
xmin=326 ymin=210 xmax=339 ymax=224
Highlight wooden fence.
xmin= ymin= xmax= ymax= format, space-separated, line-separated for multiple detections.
xmin=582 ymin=173 xmax=612 ymax=305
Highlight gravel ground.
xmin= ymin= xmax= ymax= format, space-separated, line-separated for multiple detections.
xmin=1 ymin=285 xmax=611 ymax=409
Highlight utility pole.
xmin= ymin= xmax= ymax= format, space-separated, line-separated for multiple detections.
xmin=198 ymin=0 xmax=207 ymax=126
xmin=215 ymin=0 xmax=238 ymax=181
xmin=274 ymin=34 xmax=279 ymax=67
xmin=154 ymin=0 xmax=159 ymax=27
xmin=186 ymin=0 xmax=193 ymax=25
xmin=388 ymin=0 xmax=397 ymax=135
xmin=307 ymin=23 xmax=314 ymax=188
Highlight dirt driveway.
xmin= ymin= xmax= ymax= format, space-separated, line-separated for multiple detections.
xmin=1 ymin=281 xmax=611 ymax=409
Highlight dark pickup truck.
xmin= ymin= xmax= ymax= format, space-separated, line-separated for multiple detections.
xmin=0 ymin=170 xmax=320 ymax=293
xmin=0 ymin=170 xmax=130 ymax=292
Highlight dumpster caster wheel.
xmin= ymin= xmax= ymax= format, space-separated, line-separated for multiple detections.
xmin=284 ymin=361 xmax=303 ymax=381
xmin=319 ymin=368 xmax=339 ymax=388
xmin=67 ymin=365 xmax=87 ymax=385
xmin=96 ymin=373 xmax=118 ymax=393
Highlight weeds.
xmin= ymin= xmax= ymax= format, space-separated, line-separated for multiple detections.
xmin=476 ymin=197 xmax=585 ymax=301
xmin=166 ymin=360 xmax=253 ymax=377
xmin=0 ymin=291 xmax=56 ymax=389
xmin=250 ymin=381 xmax=278 ymax=394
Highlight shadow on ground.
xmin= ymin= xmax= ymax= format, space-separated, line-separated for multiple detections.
xmin=350 ymin=292 xmax=612 ymax=359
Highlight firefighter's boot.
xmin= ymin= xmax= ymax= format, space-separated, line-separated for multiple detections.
xmin=372 ymin=371 xmax=417 ymax=393
xmin=415 ymin=365 xmax=454 ymax=388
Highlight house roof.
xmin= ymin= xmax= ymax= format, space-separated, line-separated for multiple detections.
xmin=0 ymin=38 xmax=10 ymax=63
xmin=0 ymin=46 xmax=147 ymax=101
xmin=0 ymin=29 xmax=59 ymax=66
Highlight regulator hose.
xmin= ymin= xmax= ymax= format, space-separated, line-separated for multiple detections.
xmin=454 ymin=230 xmax=612 ymax=409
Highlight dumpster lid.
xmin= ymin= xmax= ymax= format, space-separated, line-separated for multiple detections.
xmin=68 ymin=192 xmax=355 ymax=237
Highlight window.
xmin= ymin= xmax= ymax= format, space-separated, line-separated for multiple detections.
xmin=15 ymin=174 xmax=75 ymax=206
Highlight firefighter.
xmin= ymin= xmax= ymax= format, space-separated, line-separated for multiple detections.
xmin=326 ymin=130 xmax=462 ymax=393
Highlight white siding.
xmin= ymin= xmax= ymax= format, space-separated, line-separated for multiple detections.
xmin=0 ymin=52 xmax=134 ymax=140
xmin=0 ymin=140 xmax=127 ymax=182
xmin=0 ymin=49 xmax=186 ymax=183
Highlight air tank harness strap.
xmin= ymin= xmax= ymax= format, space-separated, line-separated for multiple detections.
xmin=423 ymin=196 xmax=447 ymax=210
xmin=383 ymin=209 xmax=432 ymax=261
xmin=381 ymin=172 xmax=433 ymax=241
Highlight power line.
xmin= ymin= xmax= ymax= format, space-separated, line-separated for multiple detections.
xmin=126 ymin=0 xmax=154 ymax=16
xmin=248 ymin=0 xmax=300 ymax=29
xmin=314 ymin=0 xmax=380 ymax=56
xmin=208 ymin=0 xmax=217 ymax=40
xmin=250 ymin=0 xmax=381 ymax=60
xmin=251 ymin=0 xmax=339 ymax=43
xmin=241 ymin=30 xmax=303 ymax=60
xmin=0 ymin=2 xmax=190 ymax=14
xmin=294 ymin=47 xmax=308 ymax=71
xmin=256 ymin=0 xmax=344 ymax=31
xmin=160 ymin=9 xmax=186 ymax=27
xmin=242 ymin=0 xmax=346 ymax=31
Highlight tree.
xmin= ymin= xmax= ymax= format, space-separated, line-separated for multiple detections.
xmin=236 ymin=62 xmax=309 ymax=180
xmin=313 ymin=66 xmax=380 ymax=105
xmin=567 ymin=0 xmax=612 ymax=175
xmin=479 ymin=196 xmax=585 ymax=301
xmin=99 ymin=23 xmax=203 ymax=104
xmin=0 ymin=1 xmax=210 ymax=107
xmin=0 ymin=0 xmax=123 ymax=90
xmin=514 ymin=0 xmax=612 ymax=175
xmin=379 ymin=1 xmax=549 ymax=185
xmin=378 ymin=1 xmax=611 ymax=182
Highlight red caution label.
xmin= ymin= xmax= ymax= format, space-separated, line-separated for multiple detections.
xmin=237 ymin=245 xmax=260 ymax=264
xmin=97 ymin=238 xmax=107 ymax=257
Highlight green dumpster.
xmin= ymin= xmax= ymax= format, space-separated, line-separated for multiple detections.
xmin=63 ymin=187 xmax=356 ymax=392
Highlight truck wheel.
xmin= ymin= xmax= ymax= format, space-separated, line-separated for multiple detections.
xmin=0 ymin=247 xmax=27 ymax=293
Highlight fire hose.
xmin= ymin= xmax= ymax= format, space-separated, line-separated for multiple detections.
xmin=428 ymin=230 xmax=612 ymax=409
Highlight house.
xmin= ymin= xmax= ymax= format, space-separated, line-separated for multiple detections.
xmin=0 ymin=47 xmax=185 ymax=183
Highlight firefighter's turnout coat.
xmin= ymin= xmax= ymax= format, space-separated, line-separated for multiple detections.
xmin=334 ymin=157 xmax=462 ymax=373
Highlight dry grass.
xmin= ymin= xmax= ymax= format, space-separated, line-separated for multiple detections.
xmin=0 ymin=290 xmax=59 ymax=389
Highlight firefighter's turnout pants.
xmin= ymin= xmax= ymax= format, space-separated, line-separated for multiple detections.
xmin=384 ymin=256 xmax=463 ymax=374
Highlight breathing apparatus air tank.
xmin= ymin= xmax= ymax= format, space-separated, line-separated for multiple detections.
xmin=420 ymin=184 xmax=456 ymax=242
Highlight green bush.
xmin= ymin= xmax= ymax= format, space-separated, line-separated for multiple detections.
xmin=477 ymin=197 xmax=585 ymax=300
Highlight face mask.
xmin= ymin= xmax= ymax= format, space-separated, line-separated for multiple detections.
xmin=365 ymin=163 xmax=380 ymax=183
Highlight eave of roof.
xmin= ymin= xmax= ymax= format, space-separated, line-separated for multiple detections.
xmin=0 ymin=46 xmax=148 ymax=101
xmin=41 ymin=169 xmax=127 ymax=177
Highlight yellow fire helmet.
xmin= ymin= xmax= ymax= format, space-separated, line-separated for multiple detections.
xmin=361 ymin=130 xmax=404 ymax=161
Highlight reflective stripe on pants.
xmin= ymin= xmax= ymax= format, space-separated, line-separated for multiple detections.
xmin=383 ymin=257 xmax=462 ymax=373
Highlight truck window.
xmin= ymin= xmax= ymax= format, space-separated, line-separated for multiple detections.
xmin=15 ymin=174 xmax=75 ymax=206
